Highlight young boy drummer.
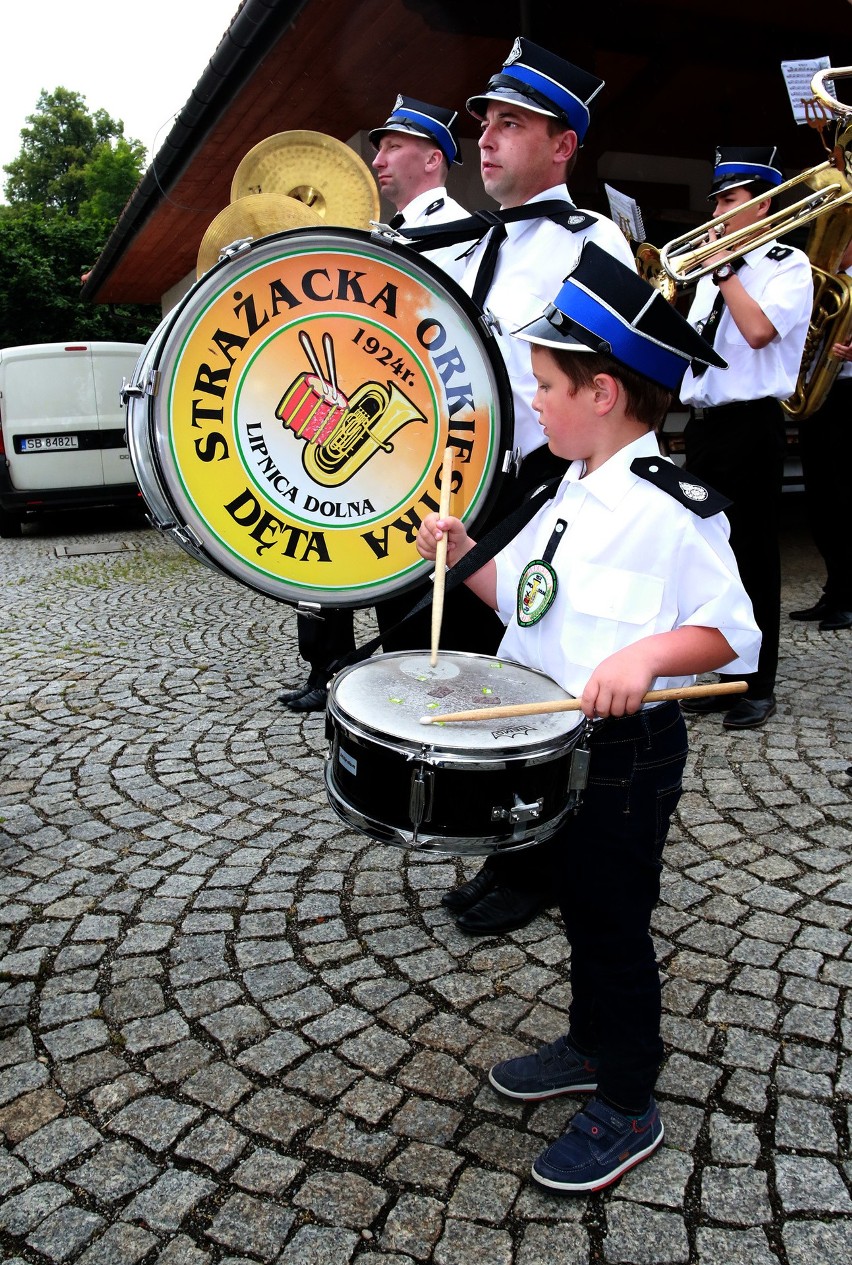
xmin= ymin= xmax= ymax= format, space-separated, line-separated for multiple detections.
xmin=416 ymin=242 xmax=760 ymax=1191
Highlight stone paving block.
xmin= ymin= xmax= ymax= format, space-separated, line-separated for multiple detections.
xmin=122 ymin=1009 xmax=191 ymax=1054
xmin=0 ymin=1088 xmax=65 ymax=1143
xmin=181 ymin=1061 xmax=254 ymax=1112
xmin=102 ymin=978 xmax=165 ymax=1023
xmin=433 ymin=1218 xmax=514 ymax=1265
xmin=75 ymin=1221 xmax=160 ymax=1265
xmin=339 ymin=1076 xmax=404 ymax=1124
xmin=68 ymin=1140 xmax=160 ymax=1202
xmin=307 ymin=1112 xmax=398 ymax=1167
xmin=154 ymin=1233 xmax=212 ymax=1264
xmin=125 ymin=1167 xmax=217 ymax=1231
xmin=700 ymin=1166 xmax=772 ymax=1224
xmin=232 ymin=1147 xmax=304 ymax=1197
xmin=396 ymin=1050 xmax=477 ymax=1101
xmin=656 ymin=1052 xmax=721 ymax=1102
xmin=783 ymin=1220 xmax=852 ymax=1264
xmin=0 ymin=1060 xmax=50 ymax=1106
xmin=107 ymin=1095 xmax=202 ymax=1151
xmin=233 ymin=1088 xmax=321 ymax=1144
xmin=40 ymin=1018 xmax=110 ymax=1061
xmin=517 ymin=1223 xmax=590 ymax=1265
xmin=774 ymin=1155 xmax=852 ymax=1213
xmin=205 ymin=1192 xmax=295 ymax=1261
xmin=775 ymin=1096 xmax=837 ymax=1154
xmin=0 ymin=1181 xmax=72 ymax=1234
xmin=282 ymin=1052 xmax=360 ymax=1100
xmin=144 ymin=1039 xmax=212 ymax=1084
xmin=175 ymin=1113 xmax=250 ymax=1171
xmin=53 ymin=1051 xmax=128 ymax=1097
xmin=277 ymin=1226 xmax=362 ymax=1264
xmin=446 ymin=1168 xmax=520 ymax=1224
xmin=709 ymin=1114 xmax=761 ymax=1165
xmin=604 ymin=1202 xmax=689 ymax=1263
xmin=385 ymin=1142 xmax=464 ymax=1193
xmin=25 ymin=1204 xmax=105 ymax=1262
xmin=14 ymin=1115 xmax=101 ymax=1174
xmin=617 ymin=1146 xmax=693 ymax=1207
xmin=695 ymin=1227 xmax=780 ymax=1264
xmin=199 ymin=1004 xmax=270 ymax=1053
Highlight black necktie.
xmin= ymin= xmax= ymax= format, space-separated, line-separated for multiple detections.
xmin=699 ymin=259 xmax=746 ymax=347
xmin=389 ymin=212 xmax=405 ymax=229
xmin=471 ymin=223 xmax=508 ymax=309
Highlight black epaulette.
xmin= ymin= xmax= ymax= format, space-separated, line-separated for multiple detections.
xmin=767 ymin=245 xmax=793 ymax=262
xmin=550 ymin=208 xmax=597 ymax=234
xmin=424 ymin=198 xmax=445 ymax=216
xmin=630 ymin=457 xmax=731 ymax=518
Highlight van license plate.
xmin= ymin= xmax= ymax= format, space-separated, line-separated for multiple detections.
xmin=21 ymin=435 xmax=79 ymax=451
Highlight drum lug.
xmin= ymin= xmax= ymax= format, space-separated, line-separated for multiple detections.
xmin=171 ymin=524 xmax=205 ymax=552
xmin=479 ymin=308 xmax=502 ymax=337
xmin=409 ymin=765 xmax=435 ymax=845
xmin=502 ymin=447 xmax=522 ymax=476
xmin=566 ymin=720 xmax=595 ymax=813
xmin=491 ymin=795 xmax=544 ymax=825
xmin=218 ymin=237 xmax=253 ymax=263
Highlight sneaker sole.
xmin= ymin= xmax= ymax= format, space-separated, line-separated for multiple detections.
xmin=531 ymin=1123 xmax=664 ymax=1192
xmin=488 ymin=1068 xmax=598 ymax=1100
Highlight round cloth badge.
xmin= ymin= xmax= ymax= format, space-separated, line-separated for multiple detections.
xmin=517 ymin=559 xmax=558 ymax=626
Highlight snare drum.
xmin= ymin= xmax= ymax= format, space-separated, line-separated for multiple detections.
xmin=325 ymin=651 xmax=593 ymax=855
xmin=123 ymin=226 xmax=512 ymax=609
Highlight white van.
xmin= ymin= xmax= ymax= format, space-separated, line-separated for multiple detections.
xmin=0 ymin=341 xmax=144 ymax=537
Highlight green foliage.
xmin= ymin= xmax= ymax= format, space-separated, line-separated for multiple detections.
xmin=0 ymin=88 xmax=159 ymax=346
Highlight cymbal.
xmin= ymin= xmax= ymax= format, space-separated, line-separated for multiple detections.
xmin=230 ymin=131 xmax=380 ymax=229
xmin=196 ymin=193 xmax=323 ymax=278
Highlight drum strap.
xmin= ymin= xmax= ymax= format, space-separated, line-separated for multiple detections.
xmin=385 ymin=201 xmax=598 ymax=255
xmin=329 ymin=477 xmax=562 ymax=671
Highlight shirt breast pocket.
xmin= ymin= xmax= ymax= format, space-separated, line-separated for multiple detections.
xmin=567 ymin=562 xmax=666 ymax=666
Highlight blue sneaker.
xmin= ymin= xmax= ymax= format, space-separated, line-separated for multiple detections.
xmin=489 ymin=1036 xmax=599 ymax=1100
xmin=532 ymin=1096 xmax=664 ymax=1192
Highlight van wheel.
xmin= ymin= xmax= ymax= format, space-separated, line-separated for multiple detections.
xmin=0 ymin=510 xmax=22 ymax=538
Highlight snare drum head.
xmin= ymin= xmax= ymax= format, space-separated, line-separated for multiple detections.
xmin=330 ymin=651 xmax=582 ymax=748
xmin=142 ymin=227 xmax=512 ymax=607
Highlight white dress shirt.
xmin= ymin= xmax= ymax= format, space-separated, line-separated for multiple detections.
xmin=400 ymin=187 xmax=469 ymax=282
xmin=680 ymin=240 xmax=813 ymax=407
xmin=493 ymin=430 xmax=761 ymax=705
xmin=459 ymin=186 xmax=636 ymax=459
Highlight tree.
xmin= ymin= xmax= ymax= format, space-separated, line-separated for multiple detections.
xmin=0 ymin=89 xmax=159 ymax=346
xmin=3 ymin=87 xmax=133 ymax=216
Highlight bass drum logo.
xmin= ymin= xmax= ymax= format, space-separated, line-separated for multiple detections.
xmin=153 ymin=228 xmax=510 ymax=606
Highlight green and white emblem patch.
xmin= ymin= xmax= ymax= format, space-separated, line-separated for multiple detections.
xmin=517 ymin=560 xmax=558 ymax=627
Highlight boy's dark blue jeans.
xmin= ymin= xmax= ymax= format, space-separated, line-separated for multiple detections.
xmin=553 ymin=701 xmax=688 ymax=1113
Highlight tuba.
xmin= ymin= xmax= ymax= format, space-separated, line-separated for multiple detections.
xmin=297 ymin=380 xmax=427 ymax=488
xmin=783 ymin=70 xmax=852 ymax=420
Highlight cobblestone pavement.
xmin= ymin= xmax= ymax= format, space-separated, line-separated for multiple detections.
xmin=0 ymin=503 xmax=850 ymax=1265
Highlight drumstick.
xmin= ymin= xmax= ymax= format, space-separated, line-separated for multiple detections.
xmin=322 ymin=332 xmax=339 ymax=397
xmin=299 ymin=330 xmax=325 ymax=381
xmin=418 ymin=680 xmax=747 ymax=724
xmin=430 ymin=446 xmax=455 ymax=668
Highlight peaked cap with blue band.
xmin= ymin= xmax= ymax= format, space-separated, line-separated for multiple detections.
xmin=514 ymin=242 xmax=727 ymax=391
xmin=466 ymin=36 xmax=604 ymax=144
xmin=710 ymin=145 xmax=782 ymax=199
xmin=369 ymin=95 xmax=462 ymax=166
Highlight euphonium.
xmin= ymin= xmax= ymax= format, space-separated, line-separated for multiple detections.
xmin=783 ymin=77 xmax=852 ymax=420
xmin=301 ymin=380 xmax=427 ymax=487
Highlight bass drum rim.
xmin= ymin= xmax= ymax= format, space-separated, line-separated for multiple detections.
xmin=133 ymin=226 xmax=514 ymax=608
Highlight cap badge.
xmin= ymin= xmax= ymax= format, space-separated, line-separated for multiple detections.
xmin=393 ymin=94 xmax=404 ymax=112
xmin=714 ymin=147 xmax=722 ymax=166
xmin=679 ymin=481 xmax=709 ymax=502
xmin=506 ymin=37 xmax=523 ymax=66
xmin=516 ymin=559 xmax=558 ymax=627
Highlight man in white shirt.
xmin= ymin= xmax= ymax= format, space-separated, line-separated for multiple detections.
xmin=370 ymin=95 xmax=467 ymax=279
xmin=679 ymin=146 xmax=813 ymax=730
xmin=430 ymin=38 xmax=637 ymax=935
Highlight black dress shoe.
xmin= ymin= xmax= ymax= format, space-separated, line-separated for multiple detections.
xmin=722 ymin=696 xmax=776 ymax=730
xmin=789 ymin=597 xmax=828 ymax=621
xmin=679 ymin=694 xmax=731 ymax=716
xmin=441 ymin=866 xmax=498 ymax=914
xmin=285 ymin=686 xmax=328 ymax=712
xmin=455 ymin=886 xmax=547 ymax=936
xmin=818 ymin=610 xmax=852 ymax=630
xmin=279 ymin=683 xmax=310 ymax=704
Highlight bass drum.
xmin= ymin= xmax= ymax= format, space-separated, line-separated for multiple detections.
xmin=124 ymin=227 xmax=513 ymax=608
xmin=325 ymin=650 xmax=593 ymax=856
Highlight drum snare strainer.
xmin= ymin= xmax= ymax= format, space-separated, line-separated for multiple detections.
xmin=325 ymin=650 xmax=596 ymax=856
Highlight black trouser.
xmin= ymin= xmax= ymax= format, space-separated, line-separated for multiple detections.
xmin=798 ymin=379 xmax=852 ymax=610
xmin=376 ymin=444 xmax=567 ymax=655
xmin=554 ymin=703 xmax=688 ymax=1110
xmin=296 ymin=608 xmax=355 ymax=688
xmin=684 ymin=398 xmax=785 ymax=699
